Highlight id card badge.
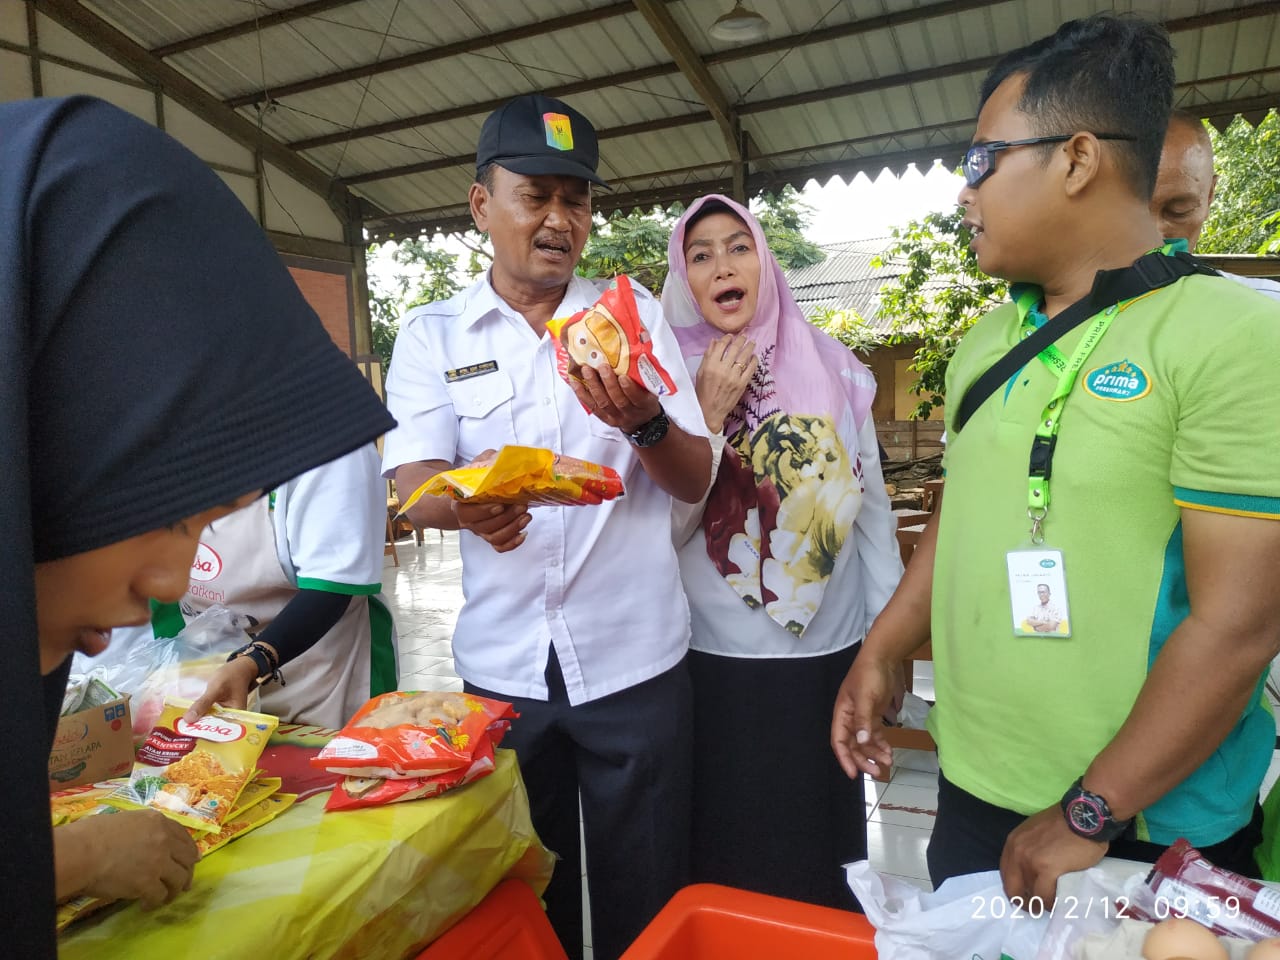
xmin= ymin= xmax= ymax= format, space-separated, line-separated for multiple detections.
xmin=1007 ymin=548 xmax=1072 ymax=638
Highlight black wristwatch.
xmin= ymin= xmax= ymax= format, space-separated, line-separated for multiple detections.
xmin=626 ymin=407 xmax=670 ymax=447
xmin=1060 ymin=777 xmax=1131 ymax=842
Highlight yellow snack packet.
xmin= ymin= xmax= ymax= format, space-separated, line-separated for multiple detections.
xmin=399 ymin=445 xmax=625 ymax=510
xmin=111 ymin=699 xmax=278 ymax=832
xmin=226 ymin=776 xmax=280 ymax=819
xmin=50 ymin=782 xmax=124 ymax=825
xmin=194 ymin=792 xmax=295 ymax=857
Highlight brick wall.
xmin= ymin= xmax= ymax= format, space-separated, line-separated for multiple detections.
xmin=287 ymin=265 xmax=353 ymax=356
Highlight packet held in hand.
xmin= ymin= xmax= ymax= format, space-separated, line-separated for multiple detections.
xmin=312 ymin=690 xmax=515 ymax=779
xmin=399 ymin=445 xmax=624 ymax=509
xmin=112 ymin=699 xmax=278 ymax=831
xmin=324 ymin=737 xmax=498 ymax=812
xmin=1126 ymin=837 xmax=1280 ymax=940
xmin=547 ymin=275 xmax=676 ymax=398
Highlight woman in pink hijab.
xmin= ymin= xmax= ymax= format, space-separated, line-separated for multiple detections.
xmin=665 ymin=195 xmax=902 ymax=909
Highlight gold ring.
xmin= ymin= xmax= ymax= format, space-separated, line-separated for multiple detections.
xmin=732 ymin=361 xmax=745 ymax=369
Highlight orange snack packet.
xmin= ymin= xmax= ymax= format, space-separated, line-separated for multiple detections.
xmin=311 ymin=691 xmax=516 ymax=779
xmin=399 ymin=445 xmax=624 ymax=509
xmin=546 ymin=275 xmax=677 ymax=398
xmin=324 ymin=737 xmax=498 ymax=812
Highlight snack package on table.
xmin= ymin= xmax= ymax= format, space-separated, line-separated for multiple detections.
xmin=325 ymin=736 xmax=498 ymax=812
xmin=50 ymin=782 xmax=122 ymax=825
xmin=546 ymin=274 xmax=677 ymax=399
xmin=194 ymin=792 xmax=295 ymax=857
xmin=400 ymin=445 xmax=624 ymax=509
xmin=109 ymin=699 xmax=277 ymax=832
xmin=312 ymin=691 xmax=515 ymax=779
xmin=55 ymin=782 xmax=297 ymax=933
xmin=1124 ymin=837 xmax=1280 ymax=940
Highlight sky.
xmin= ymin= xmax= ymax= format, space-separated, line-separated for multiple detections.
xmin=801 ymin=161 xmax=965 ymax=246
xmin=367 ymin=160 xmax=966 ymax=293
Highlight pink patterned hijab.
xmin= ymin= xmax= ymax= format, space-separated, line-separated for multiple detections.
xmin=662 ymin=194 xmax=877 ymax=635
xmin=663 ymin=195 xmax=875 ymax=434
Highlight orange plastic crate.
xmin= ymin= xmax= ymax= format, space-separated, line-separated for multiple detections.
xmin=621 ymin=884 xmax=878 ymax=960
xmin=413 ymin=878 xmax=567 ymax=960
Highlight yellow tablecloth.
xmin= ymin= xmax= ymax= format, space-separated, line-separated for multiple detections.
xmin=60 ymin=750 xmax=554 ymax=959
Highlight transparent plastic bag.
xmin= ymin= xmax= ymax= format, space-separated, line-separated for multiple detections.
xmin=71 ymin=604 xmax=256 ymax=737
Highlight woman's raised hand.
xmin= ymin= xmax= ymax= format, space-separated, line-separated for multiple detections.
xmin=694 ymin=334 xmax=757 ymax=433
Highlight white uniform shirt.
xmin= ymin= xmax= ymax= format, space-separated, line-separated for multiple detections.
xmin=382 ymin=272 xmax=709 ymax=705
xmin=672 ymin=381 xmax=901 ymax=658
xmin=1222 ymin=270 xmax=1280 ymax=302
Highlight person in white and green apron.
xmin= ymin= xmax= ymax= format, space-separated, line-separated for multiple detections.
xmin=153 ymin=443 xmax=397 ymax=729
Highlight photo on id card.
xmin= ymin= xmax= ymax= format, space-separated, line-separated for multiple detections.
xmin=1007 ymin=549 xmax=1071 ymax=638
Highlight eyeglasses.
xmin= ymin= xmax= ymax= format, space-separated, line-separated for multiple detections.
xmin=961 ymin=134 xmax=1136 ymax=188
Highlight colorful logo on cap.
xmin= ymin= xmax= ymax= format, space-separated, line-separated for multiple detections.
xmin=1083 ymin=359 xmax=1151 ymax=402
xmin=543 ymin=112 xmax=574 ymax=151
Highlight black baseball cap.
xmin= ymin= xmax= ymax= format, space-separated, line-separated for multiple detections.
xmin=476 ymin=93 xmax=609 ymax=188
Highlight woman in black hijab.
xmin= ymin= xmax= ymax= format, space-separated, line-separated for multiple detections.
xmin=2 ymin=95 xmax=394 ymax=956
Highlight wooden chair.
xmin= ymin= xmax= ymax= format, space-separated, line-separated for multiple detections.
xmin=384 ymin=508 xmax=400 ymax=568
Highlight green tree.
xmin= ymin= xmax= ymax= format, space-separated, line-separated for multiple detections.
xmin=1197 ymin=110 xmax=1280 ymax=255
xmin=875 ymin=209 xmax=1008 ymax=420
xmin=579 ymin=185 xmax=826 ymax=294
xmin=367 ymin=237 xmax=483 ymax=372
xmin=808 ymin=305 xmax=884 ymax=354
xmin=577 ymin=205 xmax=675 ymax=293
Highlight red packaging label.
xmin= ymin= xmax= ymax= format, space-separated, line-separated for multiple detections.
xmin=547 ymin=275 xmax=677 ymax=401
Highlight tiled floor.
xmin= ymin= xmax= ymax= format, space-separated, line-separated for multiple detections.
xmin=381 ymin=532 xmax=1280 ymax=955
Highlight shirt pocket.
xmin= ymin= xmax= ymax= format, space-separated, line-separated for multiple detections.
xmin=587 ymin=416 xmax=623 ymax=443
xmin=446 ymin=371 xmax=517 ymax=462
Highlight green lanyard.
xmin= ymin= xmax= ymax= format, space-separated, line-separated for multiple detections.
xmin=1015 ymin=287 xmax=1068 ymax=377
xmin=1021 ymin=302 xmax=1119 ymax=543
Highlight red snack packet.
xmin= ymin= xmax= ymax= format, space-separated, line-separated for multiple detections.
xmin=311 ymin=691 xmax=516 ymax=779
xmin=1128 ymin=838 xmax=1280 ymax=939
xmin=324 ymin=738 xmax=499 ymax=812
xmin=546 ymin=275 xmax=677 ymax=399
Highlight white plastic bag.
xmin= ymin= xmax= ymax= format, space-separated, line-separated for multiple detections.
xmin=845 ymin=860 xmax=1048 ymax=960
xmin=71 ymin=604 xmax=255 ymax=736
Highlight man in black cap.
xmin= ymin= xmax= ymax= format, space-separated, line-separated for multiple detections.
xmin=382 ymin=94 xmax=712 ymax=960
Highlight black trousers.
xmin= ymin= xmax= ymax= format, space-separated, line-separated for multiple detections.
xmin=688 ymin=645 xmax=867 ymax=910
xmin=466 ymin=652 xmax=692 ymax=960
xmin=927 ymin=772 xmax=1265 ymax=887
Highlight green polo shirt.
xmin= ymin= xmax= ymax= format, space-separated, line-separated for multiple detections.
xmin=929 ymin=268 xmax=1280 ymax=847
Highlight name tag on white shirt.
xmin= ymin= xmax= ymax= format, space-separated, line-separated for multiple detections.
xmin=445 ymin=360 xmax=500 ymax=383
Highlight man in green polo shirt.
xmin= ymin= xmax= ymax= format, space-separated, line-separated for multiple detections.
xmin=832 ymin=13 xmax=1280 ymax=903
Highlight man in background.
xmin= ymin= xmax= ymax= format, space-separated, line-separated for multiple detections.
xmin=1151 ymin=109 xmax=1280 ymax=299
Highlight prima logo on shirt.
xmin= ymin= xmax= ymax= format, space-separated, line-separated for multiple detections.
xmin=190 ymin=542 xmax=223 ymax=581
xmin=1083 ymin=359 xmax=1151 ymax=402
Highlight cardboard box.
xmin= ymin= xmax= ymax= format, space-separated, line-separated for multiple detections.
xmin=48 ymin=697 xmax=134 ymax=790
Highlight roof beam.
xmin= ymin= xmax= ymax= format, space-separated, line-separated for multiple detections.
xmin=30 ymin=0 xmax=377 ymax=218
xmin=224 ymin=0 xmax=651 ymax=109
xmin=339 ymin=111 xmax=713 ymax=186
xmin=364 ymin=78 xmax=1280 ymax=239
xmin=291 ymin=62 xmax=676 ymax=152
xmin=343 ymin=43 xmax=1280 ymax=188
xmin=288 ymin=0 xmax=1279 ymax=155
xmin=151 ymin=0 xmax=361 ymax=59
xmin=631 ymin=0 xmax=745 ymax=201
xmin=339 ymin=53 xmax=997 ymax=186
xmin=285 ymin=0 xmax=1008 ymax=150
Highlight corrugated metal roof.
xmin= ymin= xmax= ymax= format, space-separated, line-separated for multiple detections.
xmin=60 ymin=0 xmax=1280 ymax=238
xmin=786 ymin=238 xmax=942 ymax=335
